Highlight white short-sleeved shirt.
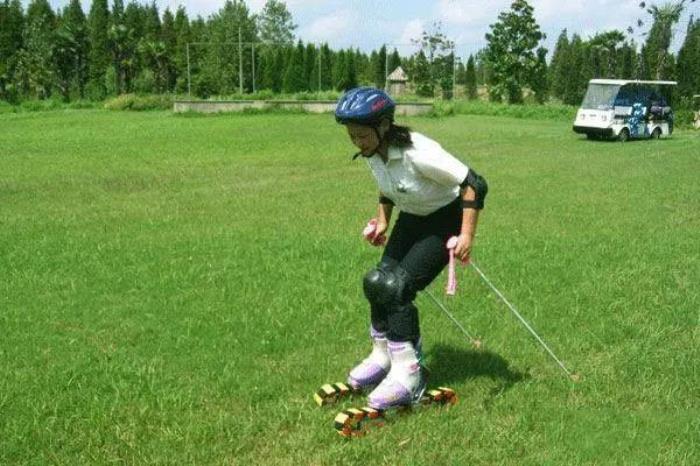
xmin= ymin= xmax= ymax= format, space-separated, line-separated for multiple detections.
xmin=366 ymin=132 xmax=470 ymax=216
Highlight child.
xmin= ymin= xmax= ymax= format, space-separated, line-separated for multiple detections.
xmin=335 ymin=87 xmax=488 ymax=409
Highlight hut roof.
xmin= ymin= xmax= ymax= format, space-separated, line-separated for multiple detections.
xmin=387 ymin=66 xmax=408 ymax=82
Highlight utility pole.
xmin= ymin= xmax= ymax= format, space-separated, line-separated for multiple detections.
xmin=252 ymin=42 xmax=256 ymax=93
xmin=186 ymin=43 xmax=191 ymax=97
xmin=384 ymin=44 xmax=389 ymax=90
xmin=238 ymin=27 xmax=243 ymax=94
xmin=318 ymin=45 xmax=322 ymax=91
xmin=452 ymin=48 xmax=457 ymax=100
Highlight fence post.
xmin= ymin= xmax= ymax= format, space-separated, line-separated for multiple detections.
xmin=384 ymin=43 xmax=389 ymax=90
xmin=252 ymin=42 xmax=256 ymax=93
xmin=238 ymin=27 xmax=243 ymax=94
xmin=187 ymin=43 xmax=191 ymax=97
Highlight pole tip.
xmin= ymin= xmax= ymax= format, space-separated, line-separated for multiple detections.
xmin=569 ymin=372 xmax=581 ymax=383
xmin=473 ymin=339 xmax=483 ymax=350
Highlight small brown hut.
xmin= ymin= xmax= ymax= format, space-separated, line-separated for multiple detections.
xmin=387 ymin=66 xmax=408 ymax=97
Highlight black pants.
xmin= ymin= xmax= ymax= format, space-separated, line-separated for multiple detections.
xmin=369 ymin=198 xmax=462 ymax=342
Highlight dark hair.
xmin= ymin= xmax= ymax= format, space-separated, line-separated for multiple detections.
xmin=385 ymin=123 xmax=412 ymax=148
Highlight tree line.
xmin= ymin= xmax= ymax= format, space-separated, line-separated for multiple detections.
xmin=547 ymin=1 xmax=700 ymax=106
xmin=482 ymin=0 xmax=700 ymax=105
xmin=0 ymin=0 xmax=699 ymax=106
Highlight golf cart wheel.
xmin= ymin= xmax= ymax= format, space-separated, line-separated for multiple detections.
xmin=651 ymin=128 xmax=662 ymax=139
xmin=618 ymin=128 xmax=630 ymax=142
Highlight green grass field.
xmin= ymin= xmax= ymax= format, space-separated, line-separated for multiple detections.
xmin=1 ymin=109 xmax=698 ymax=465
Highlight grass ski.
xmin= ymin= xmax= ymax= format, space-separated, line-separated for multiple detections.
xmin=333 ymin=386 xmax=457 ymax=438
xmin=313 ymin=382 xmax=362 ymax=407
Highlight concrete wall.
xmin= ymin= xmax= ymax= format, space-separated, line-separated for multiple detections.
xmin=173 ymin=100 xmax=433 ymax=116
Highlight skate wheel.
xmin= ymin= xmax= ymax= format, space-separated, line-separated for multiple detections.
xmin=427 ymin=387 xmax=458 ymax=405
xmin=334 ymin=407 xmax=384 ymax=437
xmin=314 ymin=383 xmax=352 ymax=407
xmin=437 ymin=387 xmax=458 ymax=405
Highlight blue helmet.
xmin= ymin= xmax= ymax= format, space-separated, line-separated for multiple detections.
xmin=335 ymin=87 xmax=396 ymax=126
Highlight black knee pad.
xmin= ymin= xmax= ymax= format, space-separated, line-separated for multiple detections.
xmin=363 ymin=266 xmax=408 ymax=306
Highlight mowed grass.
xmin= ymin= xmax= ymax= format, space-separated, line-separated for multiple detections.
xmin=1 ymin=109 xmax=698 ymax=465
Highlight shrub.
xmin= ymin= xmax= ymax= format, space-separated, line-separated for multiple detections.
xmin=0 ymin=100 xmax=16 ymax=114
xmin=430 ymin=101 xmax=454 ymax=117
xmin=673 ymin=109 xmax=695 ymax=128
xmin=450 ymin=100 xmax=577 ymax=121
xmin=19 ymin=99 xmax=63 ymax=112
xmin=209 ymin=90 xmax=340 ymax=101
xmin=67 ymin=100 xmax=101 ymax=110
xmin=104 ymin=94 xmax=173 ymax=111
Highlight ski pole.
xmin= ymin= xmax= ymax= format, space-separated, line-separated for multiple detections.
xmin=447 ymin=237 xmax=578 ymax=381
xmin=423 ymin=289 xmax=482 ymax=349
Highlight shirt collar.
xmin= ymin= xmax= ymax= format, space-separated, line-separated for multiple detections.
xmin=368 ymin=146 xmax=402 ymax=164
xmin=387 ymin=146 xmax=403 ymax=161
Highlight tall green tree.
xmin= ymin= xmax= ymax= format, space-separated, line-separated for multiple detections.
xmin=161 ymin=8 xmax=177 ymax=91
xmin=332 ymin=48 xmax=357 ymax=91
xmin=412 ymin=21 xmax=454 ymax=97
xmin=206 ymin=0 xmax=257 ymax=94
xmin=173 ymin=6 xmax=191 ymax=93
xmin=133 ymin=1 xmax=165 ymax=93
xmin=87 ymin=0 xmax=110 ymax=98
xmin=257 ymin=0 xmax=296 ymax=45
xmin=354 ymin=48 xmax=371 ymax=85
xmin=258 ymin=47 xmax=275 ymax=91
xmin=303 ymin=42 xmax=317 ymax=91
xmin=0 ymin=0 xmax=25 ymax=100
xmin=484 ymin=0 xmax=545 ymax=103
xmin=455 ymin=60 xmax=466 ymax=85
xmin=283 ymin=40 xmax=305 ymax=93
xmin=16 ymin=0 xmax=55 ymax=99
xmin=475 ymin=49 xmax=490 ymax=86
xmin=676 ymin=18 xmax=700 ymax=100
xmin=143 ymin=1 xmax=161 ymax=41
xmin=548 ymin=29 xmax=569 ymax=100
xmin=373 ymin=45 xmax=387 ymax=88
xmin=54 ymin=0 xmax=88 ymax=100
xmin=531 ymin=46 xmax=548 ymax=103
xmin=341 ymin=49 xmax=358 ymax=91
xmin=618 ymin=41 xmax=638 ymax=79
xmin=562 ymin=34 xmax=587 ymax=105
xmin=465 ymin=54 xmax=477 ymax=99
xmin=112 ymin=0 xmax=124 ymax=20
xmin=332 ymin=49 xmax=346 ymax=90
xmin=109 ymin=0 xmax=126 ymax=94
xmin=411 ymin=50 xmax=433 ymax=97
xmin=319 ymin=43 xmax=333 ymax=90
xmin=388 ymin=48 xmax=401 ymax=74
xmin=112 ymin=1 xmax=143 ymax=94
xmin=273 ymin=46 xmax=288 ymax=92
xmin=588 ymin=30 xmax=625 ymax=78
xmin=639 ymin=2 xmax=687 ymax=79
xmin=26 ymin=0 xmax=53 ymax=25
xmin=187 ymin=15 xmax=209 ymax=96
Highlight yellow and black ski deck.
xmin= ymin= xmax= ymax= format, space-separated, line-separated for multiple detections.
xmin=333 ymin=387 xmax=457 ymax=438
xmin=313 ymin=382 xmax=362 ymax=407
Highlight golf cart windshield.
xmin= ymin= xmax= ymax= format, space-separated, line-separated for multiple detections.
xmin=581 ymin=84 xmax=621 ymax=110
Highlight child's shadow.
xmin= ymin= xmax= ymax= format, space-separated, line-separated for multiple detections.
xmin=426 ymin=344 xmax=528 ymax=406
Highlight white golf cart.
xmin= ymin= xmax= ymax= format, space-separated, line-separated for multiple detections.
xmin=573 ymin=79 xmax=677 ymax=141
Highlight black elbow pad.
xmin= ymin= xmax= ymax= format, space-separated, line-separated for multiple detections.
xmin=460 ymin=170 xmax=488 ymax=209
xmin=379 ymin=195 xmax=395 ymax=206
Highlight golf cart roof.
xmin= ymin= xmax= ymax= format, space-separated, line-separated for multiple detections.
xmin=589 ymin=79 xmax=678 ymax=86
